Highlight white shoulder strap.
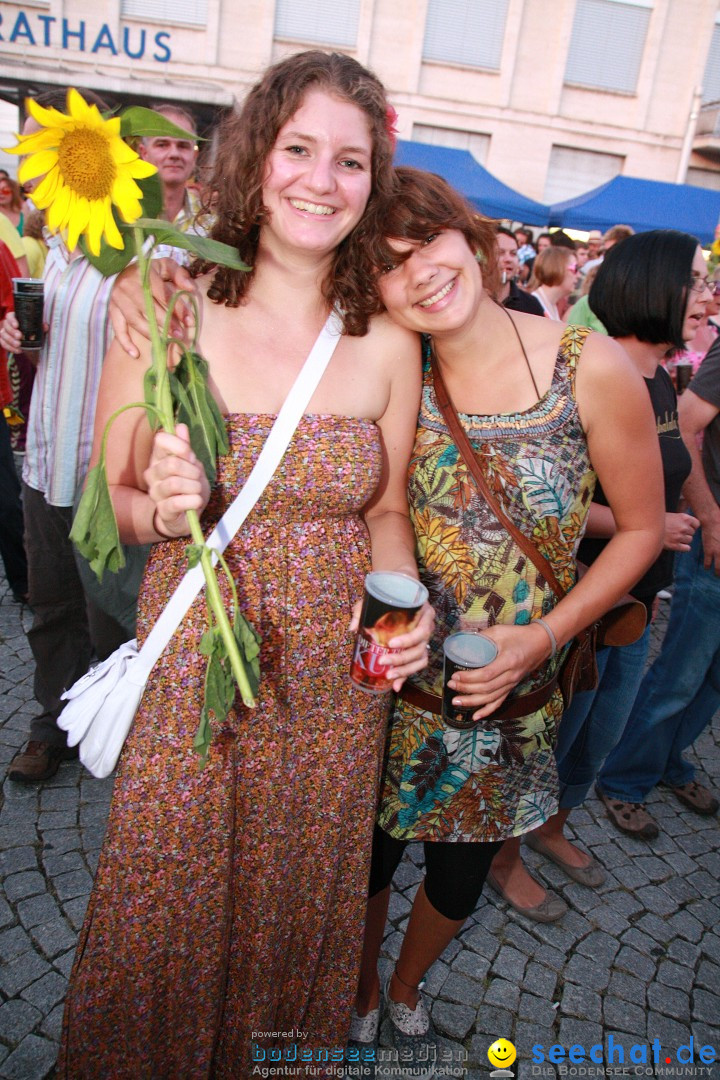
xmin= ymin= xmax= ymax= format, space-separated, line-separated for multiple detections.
xmin=133 ymin=309 xmax=344 ymax=679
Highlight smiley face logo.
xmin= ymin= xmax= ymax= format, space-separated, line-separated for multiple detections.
xmin=488 ymin=1039 xmax=517 ymax=1070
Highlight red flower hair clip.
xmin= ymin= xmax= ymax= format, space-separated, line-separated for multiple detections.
xmin=385 ymin=105 xmax=399 ymax=149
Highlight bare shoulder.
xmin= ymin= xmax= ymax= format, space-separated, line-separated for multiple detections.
xmin=358 ymin=312 xmax=422 ymax=373
xmin=575 ymin=331 xmax=643 ymax=388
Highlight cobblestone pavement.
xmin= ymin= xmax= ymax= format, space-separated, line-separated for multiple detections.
xmin=1 ymin=573 xmax=719 ymax=1079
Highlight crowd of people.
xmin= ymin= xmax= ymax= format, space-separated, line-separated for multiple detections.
xmin=0 ymin=49 xmax=718 ymax=1080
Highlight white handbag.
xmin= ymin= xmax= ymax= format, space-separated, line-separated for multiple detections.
xmin=58 ymin=312 xmax=343 ymax=777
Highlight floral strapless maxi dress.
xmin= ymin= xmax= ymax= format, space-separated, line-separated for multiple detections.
xmin=59 ymin=415 xmax=390 ymax=1079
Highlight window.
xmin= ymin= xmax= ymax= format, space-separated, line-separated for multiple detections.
xmin=121 ymin=0 xmax=207 ymax=26
xmin=544 ymin=145 xmax=624 ymax=203
xmin=422 ymin=0 xmax=509 ymax=70
xmin=702 ymin=17 xmax=720 ymax=104
xmin=687 ymin=166 xmax=720 ymax=191
xmin=564 ymin=0 xmax=652 ymax=94
xmin=412 ymin=124 xmax=490 ymax=166
xmin=274 ymin=0 xmax=360 ymax=47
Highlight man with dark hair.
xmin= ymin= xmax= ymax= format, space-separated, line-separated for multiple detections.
xmin=495 ymin=227 xmax=544 ymax=316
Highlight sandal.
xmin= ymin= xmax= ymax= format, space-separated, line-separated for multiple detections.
xmin=596 ymin=785 xmax=658 ymax=840
xmin=664 ymin=780 xmax=719 ymax=816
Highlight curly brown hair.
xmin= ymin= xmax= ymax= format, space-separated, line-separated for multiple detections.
xmin=192 ymin=50 xmax=396 ymax=336
xmin=347 ymin=166 xmax=500 ymax=313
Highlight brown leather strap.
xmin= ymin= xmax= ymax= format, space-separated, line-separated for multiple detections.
xmin=398 ymin=674 xmax=559 ymax=719
xmin=429 ymin=346 xmax=566 ymax=603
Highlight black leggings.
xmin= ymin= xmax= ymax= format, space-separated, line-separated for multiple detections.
xmin=368 ymin=824 xmax=503 ymax=922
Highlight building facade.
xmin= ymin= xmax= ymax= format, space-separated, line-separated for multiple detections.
xmin=2 ymin=0 xmax=720 ymax=203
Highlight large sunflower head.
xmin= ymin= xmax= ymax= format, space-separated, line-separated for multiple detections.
xmin=5 ymin=88 xmax=157 ymax=256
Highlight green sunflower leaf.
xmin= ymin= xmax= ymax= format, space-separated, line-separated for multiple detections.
xmin=131 ymin=219 xmax=251 ymax=271
xmin=171 ymin=350 xmax=229 ymax=485
xmin=120 ymin=108 xmax=202 ymax=142
xmin=70 ymin=462 xmax=125 ymax=582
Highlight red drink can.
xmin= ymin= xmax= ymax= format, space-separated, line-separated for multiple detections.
xmin=350 ymin=572 xmax=428 ymax=694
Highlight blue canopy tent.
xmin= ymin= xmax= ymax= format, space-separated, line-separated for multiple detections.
xmin=549 ymin=175 xmax=720 ymax=245
xmin=395 ymin=140 xmax=550 ymax=225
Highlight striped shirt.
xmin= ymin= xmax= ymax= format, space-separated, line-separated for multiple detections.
xmin=23 ymin=235 xmax=116 ymax=507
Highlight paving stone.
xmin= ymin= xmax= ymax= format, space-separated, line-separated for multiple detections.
xmin=39 ymin=1003 xmax=64 ymax=1042
xmin=484 ymin=978 xmax=520 ymax=1012
xmin=36 ymin=811 xmax=77 ymax=832
xmin=0 ymin=895 xmax=13 ymax=930
xmin=611 ymin=863 xmax=651 ymax=888
xmin=492 ymin=946 xmax=527 ymax=983
xmin=657 ymin=960 xmax=694 ymax=994
xmin=40 ymin=829 xmax=82 ymax=856
xmin=518 ymin=992 xmax=557 ymax=1028
xmin=41 ymin=850 xmax=86 ymax=877
xmin=645 ymin=1011 xmax=691 ymax=1048
xmin=667 ymin=938 xmax=700 ymax=967
xmin=16 ymin=894 xmax=61 ymax=931
xmin=38 ymin=788 xmax=78 ymax=813
xmin=523 ymin=963 xmax=557 ymax=1001
xmin=603 ymin=995 xmax=646 ymax=1036
xmin=52 ymin=869 xmax=93 ymax=902
xmin=564 ymin=953 xmax=611 ymax=991
xmin=696 ymin=959 xmax=720 ymax=993
xmin=3 ymin=871 xmax=45 ymax=902
xmin=614 ymin=946 xmax=657 ymax=982
xmin=668 ymin=909 xmax=705 ymax=944
xmin=20 ymin=970 xmax=67 ymax=1014
xmin=439 ymin=972 xmax=481 ymax=1008
xmin=0 ymin=1033 xmax=57 ymax=1079
xmin=561 ymin=982 xmax=602 ymax=1023
xmin=646 ymin=982 xmax=690 ymax=1022
xmin=472 ymin=1006 xmax=514 ymax=1039
xmin=0 ymin=951 xmax=52 ymax=997
xmin=700 ymin=932 xmax=720 ymax=965
xmin=662 ymin=851 xmax=701 ymax=876
xmin=557 ymin=1019 xmax=604 ymax=1052
xmin=51 ymin=949 xmax=76 ymax=979
xmin=534 ymin=945 xmax=566 ymax=972
xmin=621 ymin=928 xmax=663 ymax=957
xmin=470 ymin=1028 xmax=513 ymax=1064
xmin=633 ymin=885 xmax=679 ymax=917
xmin=0 ymin=824 xmax=37 ymax=849
xmin=0 ymin=999 xmax=42 ymax=1043
xmin=693 ymin=988 xmax=720 ymax=1025
xmin=576 ymin=930 xmax=620 ymax=966
xmin=504 ymin=923 xmax=538 ymax=955
xmin=634 ymin=912 xmax=675 ymax=943
xmin=387 ymin=890 xmax=411 ymax=921
xmin=451 ymin=949 xmax=489 ymax=984
xmin=30 ymin=917 xmax=78 ymax=960
xmin=586 ymin=902 xmax=631 ymax=936
xmin=461 ymin=923 xmax=501 ymax=961
xmin=431 ymin=999 xmax=475 ymax=1039
xmin=0 ymin=926 xmax=34 ymax=965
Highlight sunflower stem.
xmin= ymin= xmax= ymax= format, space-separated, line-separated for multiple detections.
xmin=133 ymin=228 xmax=255 ymax=713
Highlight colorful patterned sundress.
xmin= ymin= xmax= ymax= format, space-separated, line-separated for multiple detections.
xmin=377 ymin=326 xmax=596 ymax=844
xmin=59 ymin=415 xmax=390 ymax=1079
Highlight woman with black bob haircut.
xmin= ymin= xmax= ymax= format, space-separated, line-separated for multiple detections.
xmin=525 ymin=229 xmax=709 ymax=884
xmin=589 ymin=228 xmax=700 ymax=346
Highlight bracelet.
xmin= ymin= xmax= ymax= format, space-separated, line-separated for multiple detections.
xmin=152 ymin=506 xmax=175 ymax=540
xmin=533 ymin=617 xmax=558 ymax=659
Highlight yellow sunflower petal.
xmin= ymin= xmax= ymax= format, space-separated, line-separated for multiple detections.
xmin=46 ymin=181 xmax=72 ymax=231
xmin=30 ymin=167 xmax=62 ymax=208
xmin=102 ymin=202 xmax=124 ymax=251
xmin=66 ymin=195 xmax=92 ymax=251
xmin=112 ymin=174 xmax=143 ymax=219
xmin=110 ymin=138 xmax=140 ymax=165
xmin=5 ymin=127 xmax=63 ymax=156
xmin=18 ymin=149 xmax=59 ymax=183
xmin=127 ymin=158 xmax=157 ymax=180
xmin=26 ymin=96 xmax=73 ymax=131
xmin=86 ymin=198 xmax=107 ymax=256
xmin=67 ymin=87 xmax=92 ymax=121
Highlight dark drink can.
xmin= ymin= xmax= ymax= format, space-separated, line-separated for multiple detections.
xmin=350 ymin=572 xmax=428 ymax=694
xmin=11 ymin=278 xmax=45 ymax=350
xmin=674 ymin=362 xmax=693 ymax=394
xmin=442 ymin=631 xmax=498 ymax=730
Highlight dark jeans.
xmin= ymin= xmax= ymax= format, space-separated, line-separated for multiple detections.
xmin=0 ymin=411 xmax=27 ymax=598
xmin=23 ymin=483 xmax=128 ymax=747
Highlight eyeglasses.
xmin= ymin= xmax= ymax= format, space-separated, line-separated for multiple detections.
xmin=689 ymin=276 xmax=718 ymax=294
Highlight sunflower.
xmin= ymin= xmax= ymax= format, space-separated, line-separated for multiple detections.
xmin=5 ymin=88 xmax=156 ymax=256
